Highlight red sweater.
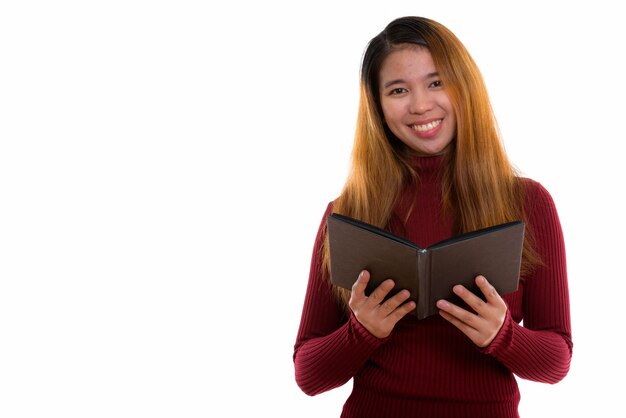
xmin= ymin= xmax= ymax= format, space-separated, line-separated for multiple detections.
xmin=293 ymin=155 xmax=572 ymax=418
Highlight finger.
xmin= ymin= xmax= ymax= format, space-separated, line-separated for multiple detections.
xmin=379 ymin=289 xmax=411 ymax=315
xmin=387 ymin=298 xmax=417 ymax=321
xmin=475 ymin=275 xmax=505 ymax=305
xmin=351 ymin=270 xmax=370 ymax=299
xmin=436 ymin=298 xmax=480 ymax=329
xmin=438 ymin=309 xmax=482 ymax=340
xmin=452 ymin=284 xmax=487 ymax=314
xmin=367 ymin=278 xmax=395 ymax=306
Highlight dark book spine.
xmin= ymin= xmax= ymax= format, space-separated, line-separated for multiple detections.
xmin=416 ymin=250 xmax=431 ymax=319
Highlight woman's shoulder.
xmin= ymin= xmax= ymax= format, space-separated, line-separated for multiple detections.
xmin=325 ymin=199 xmax=336 ymax=215
xmin=520 ymin=177 xmax=554 ymax=199
xmin=518 ymin=177 xmax=559 ymax=215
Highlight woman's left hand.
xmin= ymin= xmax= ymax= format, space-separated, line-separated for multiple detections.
xmin=436 ymin=275 xmax=507 ymax=348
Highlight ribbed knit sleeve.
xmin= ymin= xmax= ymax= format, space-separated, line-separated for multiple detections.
xmin=292 ymin=163 xmax=573 ymax=416
xmin=293 ymin=203 xmax=388 ymax=396
xmin=483 ymin=180 xmax=573 ymax=383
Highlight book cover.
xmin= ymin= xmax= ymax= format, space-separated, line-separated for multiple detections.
xmin=326 ymin=213 xmax=525 ymax=319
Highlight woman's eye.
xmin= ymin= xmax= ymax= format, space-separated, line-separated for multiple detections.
xmin=390 ymin=87 xmax=407 ymax=95
xmin=430 ymin=80 xmax=442 ymax=88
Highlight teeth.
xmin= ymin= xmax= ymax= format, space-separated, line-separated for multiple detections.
xmin=412 ymin=119 xmax=442 ymax=132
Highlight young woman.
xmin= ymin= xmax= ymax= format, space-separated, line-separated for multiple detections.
xmin=293 ymin=16 xmax=572 ymax=417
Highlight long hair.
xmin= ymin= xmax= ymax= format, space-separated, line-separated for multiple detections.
xmin=323 ymin=16 xmax=540 ymax=309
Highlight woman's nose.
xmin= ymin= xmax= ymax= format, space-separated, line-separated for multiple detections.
xmin=409 ymin=93 xmax=433 ymax=114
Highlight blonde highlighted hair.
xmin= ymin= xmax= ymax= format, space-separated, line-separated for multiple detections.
xmin=323 ymin=16 xmax=540 ymax=309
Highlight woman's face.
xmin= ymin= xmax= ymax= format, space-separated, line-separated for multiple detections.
xmin=378 ymin=46 xmax=456 ymax=155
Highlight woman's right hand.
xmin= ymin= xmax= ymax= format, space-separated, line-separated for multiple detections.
xmin=349 ymin=270 xmax=416 ymax=338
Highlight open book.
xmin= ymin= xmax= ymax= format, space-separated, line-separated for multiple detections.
xmin=326 ymin=213 xmax=525 ymax=319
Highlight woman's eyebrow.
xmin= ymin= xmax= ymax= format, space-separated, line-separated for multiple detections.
xmin=383 ymin=79 xmax=405 ymax=88
xmin=382 ymin=72 xmax=439 ymax=89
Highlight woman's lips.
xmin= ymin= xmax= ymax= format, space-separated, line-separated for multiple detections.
xmin=411 ymin=118 xmax=443 ymax=138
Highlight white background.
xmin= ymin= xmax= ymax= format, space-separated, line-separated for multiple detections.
xmin=1 ymin=1 xmax=624 ymax=417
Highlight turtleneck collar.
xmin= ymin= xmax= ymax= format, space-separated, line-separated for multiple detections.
xmin=409 ymin=154 xmax=446 ymax=185
xmin=390 ymin=153 xmax=448 ymax=237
